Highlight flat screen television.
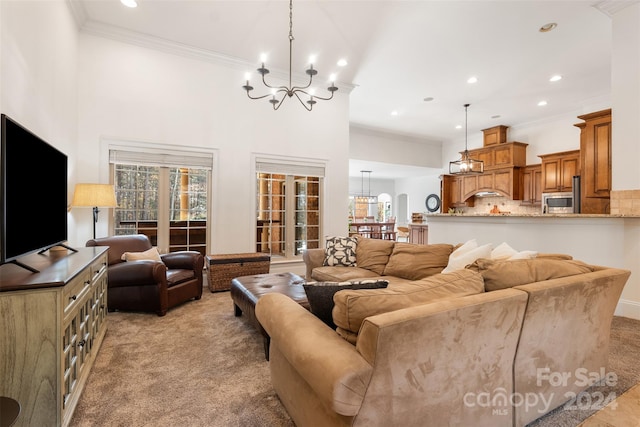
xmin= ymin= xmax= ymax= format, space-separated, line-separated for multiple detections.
xmin=1 ymin=114 xmax=70 ymax=272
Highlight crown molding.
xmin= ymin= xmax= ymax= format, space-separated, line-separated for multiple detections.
xmin=592 ymin=0 xmax=640 ymax=17
xmin=66 ymin=0 xmax=88 ymax=29
xmin=76 ymin=20 xmax=356 ymax=92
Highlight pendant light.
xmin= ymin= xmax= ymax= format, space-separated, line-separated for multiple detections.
xmin=449 ymin=103 xmax=484 ymax=174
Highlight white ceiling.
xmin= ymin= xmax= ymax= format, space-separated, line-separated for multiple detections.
xmin=69 ymin=0 xmax=628 ymax=178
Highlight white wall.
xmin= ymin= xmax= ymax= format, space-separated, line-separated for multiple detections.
xmin=611 ymin=2 xmax=640 ymax=191
xmin=0 ymin=0 xmax=79 ymax=195
xmin=610 ymin=3 xmax=640 ymax=313
xmin=350 ymin=125 xmax=442 ymax=168
xmin=75 ymin=34 xmax=350 ymax=260
xmin=395 ymin=174 xmax=442 ymax=219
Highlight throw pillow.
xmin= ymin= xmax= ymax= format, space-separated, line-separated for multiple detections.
xmin=382 ymin=243 xmax=454 ymax=280
xmin=121 ymin=247 xmax=163 ymax=263
xmin=323 ymin=236 xmax=358 ymax=267
xmin=508 ymin=250 xmax=538 ymax=260
xmin=303 ymin=280 xmax=389 ymax=329
xmin=441 ymin=243 xmax=492 ymax=274
xmin=491 ymin=242 xmax=518 ymax=260
xmin=491 ymin=242 xmax=538 ymax=261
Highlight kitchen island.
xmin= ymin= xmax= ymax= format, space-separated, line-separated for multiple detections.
xmin=424 ymin=213 xmax=640 ymax=319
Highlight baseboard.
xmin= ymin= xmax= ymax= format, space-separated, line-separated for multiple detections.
xmin=615 ymin=298 xmax=640 ymax=320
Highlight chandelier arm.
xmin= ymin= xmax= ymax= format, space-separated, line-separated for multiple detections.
xmin=260 ymin=73 xmax=281 ymax=90
xmin=291 ymin=87 xmax=334 ymax=101
xmin=293 ymin=92 xmax=313 ymax=111
xmin=246 ymin=92 xmax=275 ymax=101
xmin=304 ymin=90 xmax=335 ymax=102
xmin=290 ymin=74 xmax=314 ymax=92
xmin=272 ymin=92 xmax=290 ymax=111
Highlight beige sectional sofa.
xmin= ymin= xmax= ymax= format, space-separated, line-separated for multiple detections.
xmin=255 ymin=237 xmax=630 ymax=427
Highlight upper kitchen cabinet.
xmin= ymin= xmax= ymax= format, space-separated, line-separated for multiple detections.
xmin=575 ymin=109 xmax=612 ymax=214
xmin=539 ymin=150 xmax=580 ymax=193
xmin=521 ymin=164 xmax=542 ymax=206
xmin=466 ymin=142 xmax=528 ymax=170
xmin=482 ymin=125 xmax=509 ymax=146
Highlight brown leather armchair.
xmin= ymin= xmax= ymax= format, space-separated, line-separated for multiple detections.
xmin=86 ymin=234 xmax=204 ymax=316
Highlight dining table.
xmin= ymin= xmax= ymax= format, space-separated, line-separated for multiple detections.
xmin=348 ymin=221 xmax=397 ymax=240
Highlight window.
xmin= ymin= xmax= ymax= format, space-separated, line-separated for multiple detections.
xmin=256 ymin=158 xmax=324 ymax=260
xmin=109 ymin=145 xmax=213 ymax=255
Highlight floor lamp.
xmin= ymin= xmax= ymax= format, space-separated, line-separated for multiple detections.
xmin=72 ymin=183 xmax=118 ymax=239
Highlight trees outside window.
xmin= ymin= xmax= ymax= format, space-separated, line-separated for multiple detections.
xmin=111 ymin=163 xmax=209 ymax=256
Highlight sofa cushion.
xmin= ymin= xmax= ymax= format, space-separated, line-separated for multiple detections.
xmin=333 ymin=269 xmax=485 ymax=340
xmin=355 ymin=237 xmax=395 ymax=275
xmin=323 ymin=236 xmax=358 ymax=267
xmin=382 ymin=242 xmax=454 ymax=280
xmin=166 ymin=269 xmax=195 ymax=287
xmin=311 ymin=266 xmax=380 ymax=282
xmin=303 ymin=280 xmax=389 ymax=329
xmin=466 ymin=258 xmax=596 ymax=291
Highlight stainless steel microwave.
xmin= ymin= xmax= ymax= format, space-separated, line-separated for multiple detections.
xmin=542 ymin=192 xmax=575 ymax=214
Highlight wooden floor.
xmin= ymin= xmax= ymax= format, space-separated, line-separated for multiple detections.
xmin=579 ymin=383 xmax=640 ymax=427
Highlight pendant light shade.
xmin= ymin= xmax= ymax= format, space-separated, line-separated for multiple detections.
xmin=449 ymin=104 xmax=484 ymax=174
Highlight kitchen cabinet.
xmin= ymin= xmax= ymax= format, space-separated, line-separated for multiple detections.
xmin=0 ymin=247 xmax=108 ymax=427
xmin=482 ymin=125 xmax=509 ymax=146
xmin=465 ymin=142 xmax=528 ymax=170
xmin=575 ymin=109 xmax=611 ymax=214
xmin=539 ymin=150 xmax=580 ymax=193
xmin=408 ymin=223 xmax=428 ymax=245
xmin=441 ymin=175 xmax=475 ymax=212
xmin=454 ymin=167 xmax=522 ymax=201
xmin=521 ymin=164 xmax=542 ymax=205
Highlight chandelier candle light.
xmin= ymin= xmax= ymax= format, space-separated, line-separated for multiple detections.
xmin=449 ymin=103 xmax=484 ymax=174
xmin=242 ymin=0 xmax=338 ymax=111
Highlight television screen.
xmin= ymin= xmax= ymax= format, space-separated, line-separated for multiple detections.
xmin=1 ymin=114 xmax=68 ymax=264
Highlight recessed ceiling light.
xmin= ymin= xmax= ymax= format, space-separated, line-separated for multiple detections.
xmin=467 ymin=76 xmax=478 ymax=84
xmin=538 ymin=100 xmax=548 ymax=106
xmin=550 ymin=75 xmax=562 ymax=82
xmin=539 ymin=23 xmax=557 ymax=32
xmin=337 ymin=59 xmax=348 ymax=67
xmin=121 ymin=0 xmax=138 ymax=7
xmin=455 ymin=125 xmax=462 ymax=129
xmin=423 ymin=97 xmax=434 ymax=102
xmin=391 ymin=111 xmax=398 ymax=116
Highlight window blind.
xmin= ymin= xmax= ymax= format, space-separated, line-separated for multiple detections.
xmin=255 ymin=158 xmax=325 ymax=177
xmin=109 ymin=148 xmax=213 ymax=170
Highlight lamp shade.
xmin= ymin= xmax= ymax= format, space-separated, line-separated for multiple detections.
xmin=72 ymin=184 xmax=118 ymax=207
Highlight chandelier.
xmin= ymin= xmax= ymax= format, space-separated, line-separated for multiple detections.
xmin=242 ymin=0 xmax=338 ymax=111
xmin=449 ymin=103 xmax=484 ymax=174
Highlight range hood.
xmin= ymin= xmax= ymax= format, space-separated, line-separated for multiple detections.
xmin=474 ymin=191 xmax=502 ymax=198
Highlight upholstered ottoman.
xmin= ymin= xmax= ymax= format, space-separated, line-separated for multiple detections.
xmin=230 ymin=272 xmax=308 ymax=359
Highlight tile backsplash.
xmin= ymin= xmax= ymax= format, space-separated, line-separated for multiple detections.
xmin=449 ymin=196 xmax=541 ymax=215
xmin=610 ymin=190 xmax=640 ymax=215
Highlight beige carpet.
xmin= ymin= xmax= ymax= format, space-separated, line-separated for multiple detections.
xmin=70 ymin=289 xmax=640 ymax=427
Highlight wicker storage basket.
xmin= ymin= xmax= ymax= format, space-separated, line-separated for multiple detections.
xmin=206 ymin=253 xmax=271 ymax=292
